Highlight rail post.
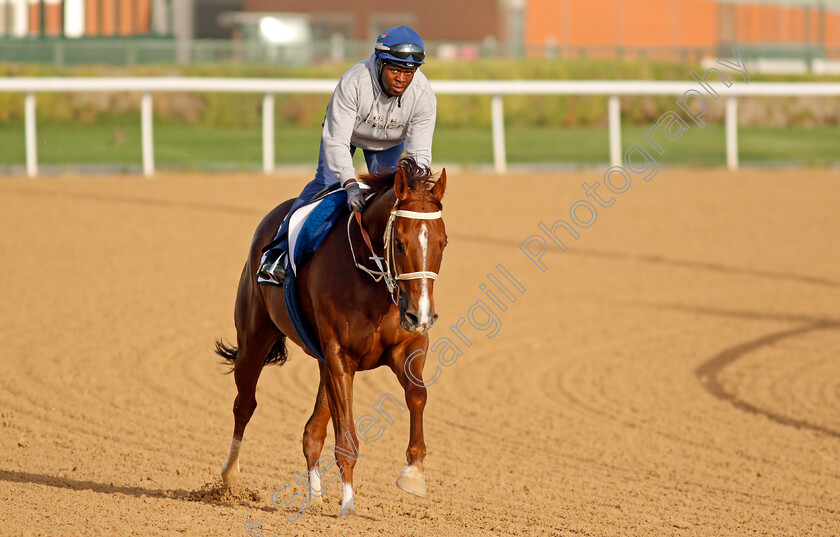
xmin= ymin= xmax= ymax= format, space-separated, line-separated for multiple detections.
xmin=491 ymin=94 xmax=507 ymax=174
xmin=726 ymin=97 xmax=739 ymax=171
xmin=141 ymin=92 xmax=154 ymax=177
xmin=262 ymin=93 xmax=275 ymax=174
xmin=608 ymin=95 xmax=621 ymax=167
xmin=25 ymin=92 xmax=37 ymax=178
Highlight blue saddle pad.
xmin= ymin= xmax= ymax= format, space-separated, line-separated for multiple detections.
xmin=283 ymin=270 xmax=324 ymax=362
xmin=292 ymin=190 xmax=347 ymax=272
xmin=284 ymin=190 xmax=347 ymax=362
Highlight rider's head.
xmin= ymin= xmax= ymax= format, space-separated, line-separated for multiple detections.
xmin=374 ymin=26 xmax=425 ymax=97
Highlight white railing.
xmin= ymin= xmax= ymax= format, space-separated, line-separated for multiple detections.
xmin=3 ymin=77 xmax=840 ymax=176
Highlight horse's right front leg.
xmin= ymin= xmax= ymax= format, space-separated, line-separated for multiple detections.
xmin=323 ymin=351 xmax=359 ymax=517
xmin=301 ymin=362 xmax=331 ymax=506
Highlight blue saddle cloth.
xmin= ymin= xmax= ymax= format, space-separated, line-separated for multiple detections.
xmin=292 ymin=190 xmax=347 ymax=272
xmin=283 ymin=190 xmax=347 ymax=362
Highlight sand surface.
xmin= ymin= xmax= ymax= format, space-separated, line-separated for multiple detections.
xmin=1 ymin=168 xmax=838 ymax=536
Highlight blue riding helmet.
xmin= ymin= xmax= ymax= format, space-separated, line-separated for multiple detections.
xmin=374 ymin=25 xmax=425 ymax=68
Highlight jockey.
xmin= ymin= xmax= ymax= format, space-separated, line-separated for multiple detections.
xmin=257 ymin=25 xmax=437 ymax=285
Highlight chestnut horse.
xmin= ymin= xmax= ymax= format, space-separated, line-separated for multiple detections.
xmin=216 ymin=158 xmax=447 ymax=517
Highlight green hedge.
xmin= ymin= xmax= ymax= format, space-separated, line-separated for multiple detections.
xmin=2 ymin=59 xmax=839 ymax=129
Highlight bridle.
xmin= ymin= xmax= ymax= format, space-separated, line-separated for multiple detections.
xmin=347 ymin=197 xmax=442 ymax=305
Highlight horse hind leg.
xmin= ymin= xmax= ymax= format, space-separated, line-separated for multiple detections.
xmin=301 ymin=362 xmax=331 ymax=506
xmin=218 ymin=335 xmax=287 ymax=487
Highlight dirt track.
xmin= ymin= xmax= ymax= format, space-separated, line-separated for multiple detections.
xmin=1 ymin=168 xmax=838 ymax=537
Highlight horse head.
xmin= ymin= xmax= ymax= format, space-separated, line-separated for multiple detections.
xmin=391 ymin=164 xmax=447 ymax=334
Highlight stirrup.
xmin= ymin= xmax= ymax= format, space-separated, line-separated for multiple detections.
xmin=257 ymin=251 xmax=288 ymax=284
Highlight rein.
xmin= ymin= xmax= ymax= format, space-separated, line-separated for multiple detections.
xmin=347 ymin=197 xmax=442 ymax=304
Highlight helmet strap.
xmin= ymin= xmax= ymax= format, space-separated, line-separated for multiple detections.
xmin=376 ymin=59 xmax=391 ymax=96
xmin=377 ymin=58 xmax=402 ymax=98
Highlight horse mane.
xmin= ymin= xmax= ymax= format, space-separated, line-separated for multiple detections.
xmin=359 ymin=157 xmax=438 ymax=200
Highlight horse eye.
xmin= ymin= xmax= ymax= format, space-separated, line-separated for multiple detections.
xmin=395 ymin=241 xmax=404 ymax=252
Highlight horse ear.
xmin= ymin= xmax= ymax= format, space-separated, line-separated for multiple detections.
xmin=394 ymin=167 xmax=409 ymax=200
xmin=431 ymin=168 xmax=446 ymax=201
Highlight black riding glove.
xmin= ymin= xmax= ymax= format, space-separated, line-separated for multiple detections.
xmin=345 ymin=181 xmax=366 ymax=213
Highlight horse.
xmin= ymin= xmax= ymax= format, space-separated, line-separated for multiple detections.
xmin=215 ymin=157 xmax=447 ymax=517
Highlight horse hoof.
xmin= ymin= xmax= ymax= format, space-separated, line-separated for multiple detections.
xmin=221 ymin=467 xmax=240 ymax=488
xmin=396 ymin=466 xmax=426 ymax=497
xmin=308 ymin=493 xmax=323 ymax=505
xmin=338 ymin=505 xmax=357 ymax=517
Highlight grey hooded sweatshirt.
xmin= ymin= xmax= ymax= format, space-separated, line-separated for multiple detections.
xmin=322 ymin=54 xmax=437 ymax=186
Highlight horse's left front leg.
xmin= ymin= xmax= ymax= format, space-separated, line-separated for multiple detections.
xmin=390 ymin=339 xmax=429 ymax=497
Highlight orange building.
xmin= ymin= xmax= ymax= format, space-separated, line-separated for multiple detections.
xmin=27 ymin=0 xmax=61 ymax=36
xmin=243 ymin=0 xmax=506 ymax=43
xmin=15 ymin=0 xmax=155 ymax=38
xmin=527 ymin=0 xmax=840 ymax=58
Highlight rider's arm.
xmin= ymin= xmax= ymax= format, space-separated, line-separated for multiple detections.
xmin=404 ymin=87 xmax=437 ymax=169
xmin=322 ymin=72 xmax=361 ymax=186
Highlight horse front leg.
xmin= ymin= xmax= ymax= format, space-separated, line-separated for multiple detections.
xmin=323 ymin=350 xmax=359 ymax=517
xmin=391 ymin=339 xmax=429 ymax=497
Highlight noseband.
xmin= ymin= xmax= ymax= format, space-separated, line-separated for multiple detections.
xmin=348 ymin=198 xmax=442 ymax=304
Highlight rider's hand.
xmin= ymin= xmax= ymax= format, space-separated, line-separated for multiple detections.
xmin=345 ymin=180 xmax=366 ymax=212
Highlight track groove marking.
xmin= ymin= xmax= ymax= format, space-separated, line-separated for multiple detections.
xmin=696 ymin=320 xmax=840 ymax=439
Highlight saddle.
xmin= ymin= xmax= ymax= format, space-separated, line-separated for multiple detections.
xmin=260 ymin=183 xmax=341 ymax=255
xmin=278 ymin=185 xmax=350 ymax=363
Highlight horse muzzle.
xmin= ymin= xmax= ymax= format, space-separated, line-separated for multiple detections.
xmin=401 ymin=310 xmax=438 ymax=334
xmin=399 ymin=296 xmax=438 ymax=334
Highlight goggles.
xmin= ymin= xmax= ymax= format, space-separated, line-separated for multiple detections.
xmin=375 ymin=42 xmax=426 ymax=62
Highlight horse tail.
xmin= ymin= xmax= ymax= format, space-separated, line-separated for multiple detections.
xmin=264 ymin=338 xmax=289 ymax=367
xmin=215 ymin=338 xmax=239 ymax=373
xmin=214 ymin=337 xmax=289 ymax=373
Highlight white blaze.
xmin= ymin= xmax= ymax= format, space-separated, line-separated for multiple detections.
xmin=417 ymin=223 xmax=431 ymax=325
